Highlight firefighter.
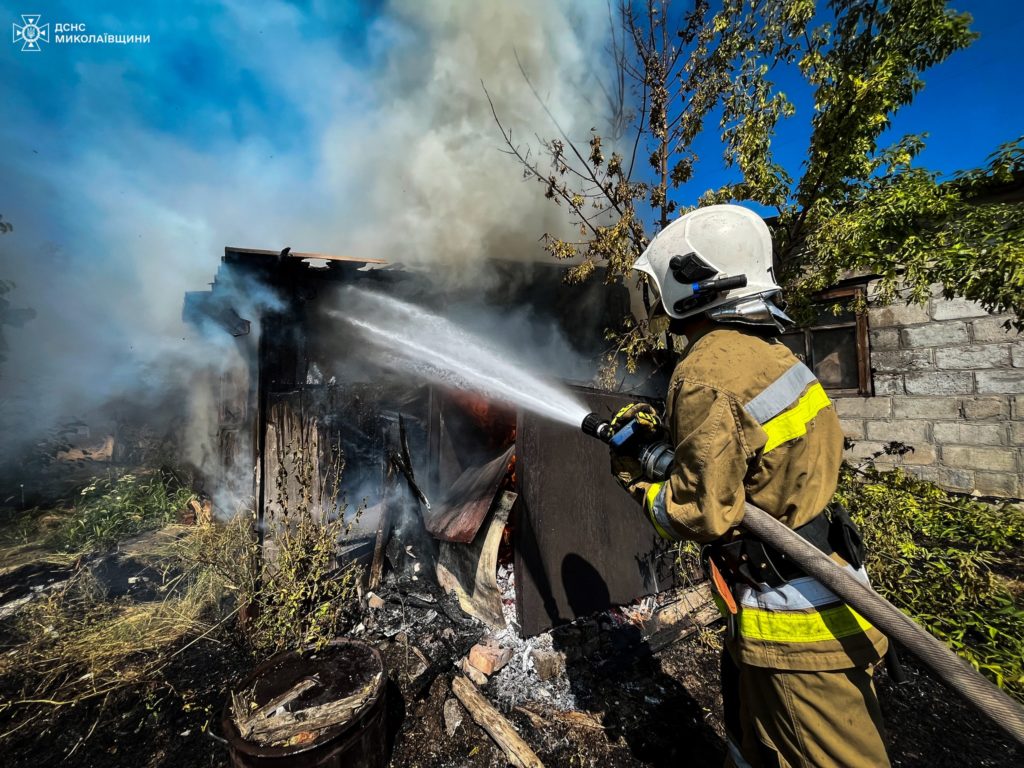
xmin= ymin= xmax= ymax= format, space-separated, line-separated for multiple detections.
xmin=610 ymin=204 xmax=890 ymax=767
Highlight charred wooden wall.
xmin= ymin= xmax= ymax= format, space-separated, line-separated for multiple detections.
xmin=188 ymin=250 xmax=674 ymax=629
xmin=514 ymin=388 xmax=676 ymax=636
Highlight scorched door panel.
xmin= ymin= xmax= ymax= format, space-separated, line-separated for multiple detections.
xmin=514 ymin=388 xmax=675 ymax=636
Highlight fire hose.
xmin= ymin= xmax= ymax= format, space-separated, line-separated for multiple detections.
xmin=581 ymin=413 xmax=1024 ymax=746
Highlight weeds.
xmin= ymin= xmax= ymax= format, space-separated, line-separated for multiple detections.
xmin=253 ymin=512 xmax=361 ymax=654
xmin=252 ymin=434 xmax=362 ymax=654
xmin=169 ymin=511 xmax=261 ymax=607
xmin=0 ymin=442 xmax=365 ymax=709
xmin=55 ymin=472 xmax=195 ymax=552
xmin=0 ymin=433 xmax=366 ymax=764
xmin=0 ymin=508 xmax=78 ymax=573
xmin=672 ymin=539 xmax=704 ymax=588
xmin=0 ymin=513 xmax=258 ymax=713
xmin=837 ymin=464 xmax=1024 ymax=699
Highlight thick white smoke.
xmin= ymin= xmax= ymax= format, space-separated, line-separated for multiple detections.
xmin=327 ymin=0 xmax=614 ymax=275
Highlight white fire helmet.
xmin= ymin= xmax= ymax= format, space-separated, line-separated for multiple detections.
xmin=633 ymin=204 xmax=793 ymax=331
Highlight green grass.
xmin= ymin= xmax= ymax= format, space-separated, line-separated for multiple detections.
xmin=838 ymin=464 xmax=1024 ymax=699
xmin=54 ymin=472 xmax=195 ymax=552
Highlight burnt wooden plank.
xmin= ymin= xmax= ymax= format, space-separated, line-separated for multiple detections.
xmin=263 ymin=397 xmax=327 ymax=523
xmin=369 ymin=456 xmax=394 ymax=590
xmin=514 ymin=388 xmax=675 ymax=636
xmin=436 ymin=491 xmax=516 ymax=629
xmin=424 ymin=445 xmax=513 ymax=543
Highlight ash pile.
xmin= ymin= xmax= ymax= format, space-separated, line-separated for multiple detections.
xmin=354 ymin=492 xmax=719 ymax=713
xmin=356 ymin=558 xmax=584 ymax=711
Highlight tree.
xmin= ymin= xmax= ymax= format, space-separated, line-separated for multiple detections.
xmin=491 ymin=0 xmax=1022 ymax=382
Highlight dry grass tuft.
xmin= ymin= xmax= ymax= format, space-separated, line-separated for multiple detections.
xmin=0 ymin=516 xmax=254 ymax=711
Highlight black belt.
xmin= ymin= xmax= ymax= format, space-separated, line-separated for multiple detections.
xmin=709 ymin=504 xmax=864 ymax=589
xmin=768 ymin=512 xmax=833 ymax=580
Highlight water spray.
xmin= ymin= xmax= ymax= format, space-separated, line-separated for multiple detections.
xmin=332 ymin=288 xmax=591 ymax=427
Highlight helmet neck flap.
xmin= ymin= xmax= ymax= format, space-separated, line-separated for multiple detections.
xmin=706 ymin=292 xmax=794 ymax=333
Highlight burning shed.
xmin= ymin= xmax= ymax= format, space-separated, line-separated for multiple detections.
xmin=183 ymin=247 xmax=676 ymax=636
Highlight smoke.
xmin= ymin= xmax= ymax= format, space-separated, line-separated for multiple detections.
xmin=328 ymin=1 xmax=614 ymax=277
xmin=0 ymin=1 xmax=614 ymax=492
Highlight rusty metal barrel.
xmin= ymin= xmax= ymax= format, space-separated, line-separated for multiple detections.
xmin=222 ymin=639 xmax=388 ymax=768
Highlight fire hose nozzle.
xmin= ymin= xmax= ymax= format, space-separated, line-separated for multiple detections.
xmin=581 ymin=412 xmax=675 ymax=482
xmin=581 ymin=413 xmax=614 ymax=443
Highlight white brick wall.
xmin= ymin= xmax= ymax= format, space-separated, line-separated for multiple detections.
xmin=977 ymin=370 xmax=1024 ymax=394
xmin=961 ymin=397 xmax=1008 ymax=420
xmin=836 ymin=291 xmax=1024 ymax=499
xmin=931 ymin=422 xmax=1006 ymax=446
xmin=971 ymin=316 xmax=1017 ymax=343
xmin=903 ymin=371 xmax=974 ymax=395
xmin=901 ymin=323 xmax=969 ymax=348
xmin=892 ymin=396 xmax=960 ymax=420
xmin=929 ymin=296 xmax=991 ymax=321
xmin=935 ymin=344 xmax=1012 ymax=370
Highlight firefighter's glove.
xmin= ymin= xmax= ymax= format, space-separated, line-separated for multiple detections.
xmin=610 ymin=453 xmax=648 ymax=502
xmin=610 ymin=402 xmax=663 ymax=435
xmin=609 ymin=403 xmax=664 ymax=501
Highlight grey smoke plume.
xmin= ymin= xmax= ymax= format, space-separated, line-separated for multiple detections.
xmin=0 ymin=1 xmax=614 ymax=494
xmin=329 ymin=0 xmax=614 ymax=276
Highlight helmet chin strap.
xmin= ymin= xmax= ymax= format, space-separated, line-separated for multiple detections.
xmin=705 ymin=294 xmax=794 ymax=333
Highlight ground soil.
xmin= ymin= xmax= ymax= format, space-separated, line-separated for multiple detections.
xmin=2 ymin=617 xmax=1018 ymax=767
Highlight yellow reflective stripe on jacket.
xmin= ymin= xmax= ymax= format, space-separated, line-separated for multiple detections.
xmin=644 ymin=481 xmax=678 ymax=541
xmin=761 ymin=382 xmax=832 ymax=454
xmin=738 ymin=603 xmax=874 ymax=644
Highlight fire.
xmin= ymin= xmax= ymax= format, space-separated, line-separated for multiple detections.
xmin=449 ymin=391 xmax=515 ymax=439
xmin=504 ymin=452 xmax=517 ymax=489
xmin=447 ymin=390 xmax=518 ymax=563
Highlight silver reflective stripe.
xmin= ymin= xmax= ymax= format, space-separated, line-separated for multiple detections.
xmin=726 ymin=736 xmax=753 ymax=768
xmin=649 ymin=484 xmax=682 ymax=541
xmin=736 ymin=566 xmax=871 ymax=611
xmin=744 ymin=361 xmax=817 ymax=424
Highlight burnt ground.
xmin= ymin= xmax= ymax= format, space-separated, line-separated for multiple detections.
xmin=1 ymin=619 xmax=1019 ymax=767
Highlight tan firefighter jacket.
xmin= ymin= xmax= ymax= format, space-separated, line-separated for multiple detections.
xmin=641 ymin=326 xmax=888 ymax=671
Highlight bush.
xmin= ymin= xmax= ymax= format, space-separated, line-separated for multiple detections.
xmin=56 ymin=472 xmax=195 ymax=552
xmin=837 ymin=464 xmax=1024 ymax=699
xmin=171 ymin=507 xmax=361 ymax=656
xmin=251 ymin=511 xmax=362 ymax=655
xmin=247 ymin=436 xmax=363 ymax=655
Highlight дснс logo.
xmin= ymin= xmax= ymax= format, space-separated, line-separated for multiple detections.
xmin=12 ymin=14 xmax=49 ymax=51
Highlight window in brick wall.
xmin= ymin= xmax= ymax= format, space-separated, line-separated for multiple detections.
xmin=780 ymin=286 xmax=871 ymax=396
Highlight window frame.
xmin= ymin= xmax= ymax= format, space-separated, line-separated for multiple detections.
xmin=782 ymin=285 xmax=871 ymax=397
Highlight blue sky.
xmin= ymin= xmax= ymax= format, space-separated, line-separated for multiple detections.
xmin=0 ymin=1 xmax=1020 ymax=438
xmin=870 ymin=0 xmax=1022 ymax=173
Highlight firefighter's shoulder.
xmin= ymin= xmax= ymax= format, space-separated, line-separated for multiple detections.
xmin=674 ymin=327 xmax=792 ymax=398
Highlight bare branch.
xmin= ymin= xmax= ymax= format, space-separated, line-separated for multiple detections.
xmin=483 ymin=82 xmax=604 ymax=240
xmin=512 ymin=49 xmax=630 ymax=222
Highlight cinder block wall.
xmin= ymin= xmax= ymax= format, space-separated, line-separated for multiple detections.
xmin=833 ymin=284 xmax=1024 ymax=499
